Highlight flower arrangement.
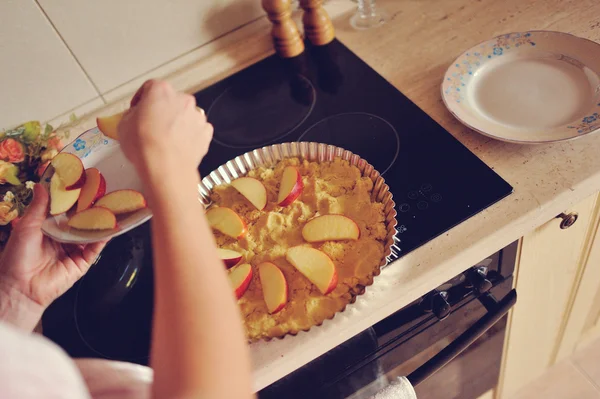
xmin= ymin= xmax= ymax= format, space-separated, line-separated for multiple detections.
xmin=0 ymin=121 xmax=63 ymax=245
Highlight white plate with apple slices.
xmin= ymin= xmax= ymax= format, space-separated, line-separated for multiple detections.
xmin=41 ymin=127 xmax=152 ymax=244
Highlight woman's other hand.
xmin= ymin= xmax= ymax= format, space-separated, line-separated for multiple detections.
xmin=118 ymin=79 xmax=213 ymax=194
xmin=0 ymin=185 xmax=106 ymax=331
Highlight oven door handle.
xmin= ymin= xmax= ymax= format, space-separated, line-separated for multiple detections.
xmin=407 ymin=289 xmax=517 ymax=387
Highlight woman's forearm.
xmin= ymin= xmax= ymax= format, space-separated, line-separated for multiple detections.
xmin=147 ymin=172 xmax=253 ymax=399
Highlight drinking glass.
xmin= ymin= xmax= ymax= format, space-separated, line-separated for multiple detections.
xmin=350 ymin=0 xmax=388 ymax=30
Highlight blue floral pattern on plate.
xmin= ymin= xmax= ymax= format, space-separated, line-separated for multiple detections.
xmin=69 ymin=128 xmax=117 ymax=159
xmin=567 ymin=106 xmax=600 ymax=134
xmin=443 ymin=32 xmax=536 ymax=103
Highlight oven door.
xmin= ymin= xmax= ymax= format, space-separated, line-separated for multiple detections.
xmin=259 ymin=273 xmax=516 ymax=399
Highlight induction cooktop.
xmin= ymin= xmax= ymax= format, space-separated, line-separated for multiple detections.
xmin=42 ymin=39 xmax=512 ymax=365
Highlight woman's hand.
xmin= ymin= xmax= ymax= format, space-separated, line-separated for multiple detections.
xmin=118 ymin=80 xmax=213 ymax=194
xmin=0 ymin=185 xmax=106 ymax=331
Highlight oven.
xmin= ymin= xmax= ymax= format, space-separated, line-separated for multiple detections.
xmin=259 ymin=242 xmax=518 ymax=399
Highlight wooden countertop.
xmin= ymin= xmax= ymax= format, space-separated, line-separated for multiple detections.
xmin=58 ymin=0 xmax=600 ymax=391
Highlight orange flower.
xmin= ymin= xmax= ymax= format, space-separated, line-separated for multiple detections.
xmin=0 ymin=201 xmax=18 ymax=225
xmin=0 ymin=139 xmax=25 ymax=163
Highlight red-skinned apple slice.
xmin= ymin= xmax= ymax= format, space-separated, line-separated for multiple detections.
xmin=302 ymin=214 xmax=360 ymax=242
xmin=68 ymin=207 xmax=117 ymax=230
xmin=258 ymin=262 xmax=288 ymax=314
xmin=231 ymin=177 xmax=267 ymax=210
xmin=206 ymin=207 xmax=247 ymax=239
xmin=218 ymin=248 xmax=243 ymax=269
xmin=228 ymin=263 xmax=253 ymax=299
xmin=51 ymin=153 xmax=86 ymax=190
xmin=94 ymin=190 xmax=147 ymax=215
xmin=49 ymin=173 xmax=81 ymax=215
xmin=97 ymin=111 xmax=124 ymax=140
xmin=286 ymin=246 xmax=338 ymax=295
xmin=76 ymin=168 xmax=106 ymax=212
xmin=277 ymin=166 xmax=303 ymax=206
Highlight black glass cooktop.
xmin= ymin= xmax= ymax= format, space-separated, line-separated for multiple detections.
xmin=43 ymin=39 xmax=512 ymax=366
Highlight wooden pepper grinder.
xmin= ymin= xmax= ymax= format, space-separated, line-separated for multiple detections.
xmin=262 ymin=0 xmax=304 ymax=58
xmin=299 ymin=0 xmax=335 ymax=46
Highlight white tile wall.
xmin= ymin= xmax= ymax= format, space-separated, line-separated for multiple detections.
xmin=37 ymin=0 xmax=265 ymax=93
xmin=0 ymin=0 xmax=101 ymax=131
xmin=2 ymin=0 xmax=350 ymax=132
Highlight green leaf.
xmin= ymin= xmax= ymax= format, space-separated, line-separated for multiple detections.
xmin=69 ymin=113 xmax=77 ymax=123
xmin=44 ymin=124 xmax=54 ymax=136
xmin=20 ymin=121 xmax=41 ymax=141
xmin=4 ymin=165 xmax=21 ymax=186
xmin=5 ymin=127 xmax=25 ymax=137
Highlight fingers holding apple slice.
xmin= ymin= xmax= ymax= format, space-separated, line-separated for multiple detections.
xmin=286 ymin=246 xmax=338 ymax=295
xmin=68 ymin=207 xmax=117 ymax=230
xmin=206 ymin=207 xmax=247 ymax=239
xmin=228 ymin=263 xmax=253 ymax=299
xmin=277 ymin=166 xmax=303 ymax=207
xmin=97 ymin=111 xmax=124 ymax=140
xmin=302 ymin=214 xmax=360 ymax=242
xmin=218 ymin=248 xmax=243 ymax=269
xmin=231 ymin=177 xmax=267 ymax=210
xmin=51 ymin=153 xmax=86 ymax=190
xmin=258 ymin=262 xmax=288 ymax=314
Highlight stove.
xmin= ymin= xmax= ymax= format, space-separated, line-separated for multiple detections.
xmin=42 ymin=40 xmax=512 ymax=366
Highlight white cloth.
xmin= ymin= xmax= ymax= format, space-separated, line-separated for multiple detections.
xmin=0 ymin=321 xmax=153 ymax=399
xmin=370 ymin=376 xmax=417 ymax=399
xmin=75 ymin=359 xmax=152 ymax=399
xmin=0 ymin=322 xmax=91 ymax=399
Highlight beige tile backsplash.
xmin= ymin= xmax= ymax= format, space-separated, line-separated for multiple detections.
xmin=0 ymin=0 xmax=100 ymax=131
xmin=1 ymin=1 xmax=352 ymax=133
xmin=36 ymin=0 xmax=264 ymax=93
xmin=1 ymin=0 xmax=265 ymax=131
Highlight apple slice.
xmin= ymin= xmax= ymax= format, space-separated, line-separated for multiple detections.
xmin=94 ymin=190 xmax=147 ymax=215
xmin=76 ymin=168 xmax=107 ymax=212
xmin=277 ymin=166 xmax=303 ymax=206
xmin=228 ymin=263 xmax=253 ymax=299
xmin=206 ymin=207 xmax=247 ymax=239
xmin=97 ymin=111 xmax=124 ymax=140
xmin=68 ymin=207 xmax=117 ymax=230
xmin=286 ymin=246 xmax=338 ymax=295
xmin=218 ymin=248 xmax=243 ymax=269
xmin=302 ymin=214 xmax=360 ymax=242
xmin=258 ymin=262 xmax=288 ymax=314
xmin=51 ymin=153 xmax=86 ymax=190
xmin=231 ymin=177 xmax=267 ymax=210
xmin=49 ymin=173 xmax=81 ymax=215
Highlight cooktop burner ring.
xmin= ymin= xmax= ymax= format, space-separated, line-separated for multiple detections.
xmin=207 ymin=74 xmax=317 ymax=149
xmin=297 ymin=112 xmax=400 ymax=175
xmin=71 ymin=230 xmax=151 ymax=362
xmin=73 ymin=276 xmax=150 ymax=362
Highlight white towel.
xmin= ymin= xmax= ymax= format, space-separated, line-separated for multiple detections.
xmin=369 ymin=376 xmax=417 ymax=399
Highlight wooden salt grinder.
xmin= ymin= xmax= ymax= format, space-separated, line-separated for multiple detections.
xmin=262 ymin=0 xmax=305 ymax=58
xmin=299 ymin=0 xmax=335 ymax=46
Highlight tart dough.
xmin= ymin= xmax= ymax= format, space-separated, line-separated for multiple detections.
xmin=211 ymin=158 xmax=387 ymax=341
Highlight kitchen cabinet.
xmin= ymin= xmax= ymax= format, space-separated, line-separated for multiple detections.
xmin=497 ymin=193 xmax=600 ymax=398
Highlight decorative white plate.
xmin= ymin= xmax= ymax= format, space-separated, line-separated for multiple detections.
xmin=41 ymin=127 xmax=152 ymax=244
xmin=442 ymin=31 xmax=600 ymax=143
